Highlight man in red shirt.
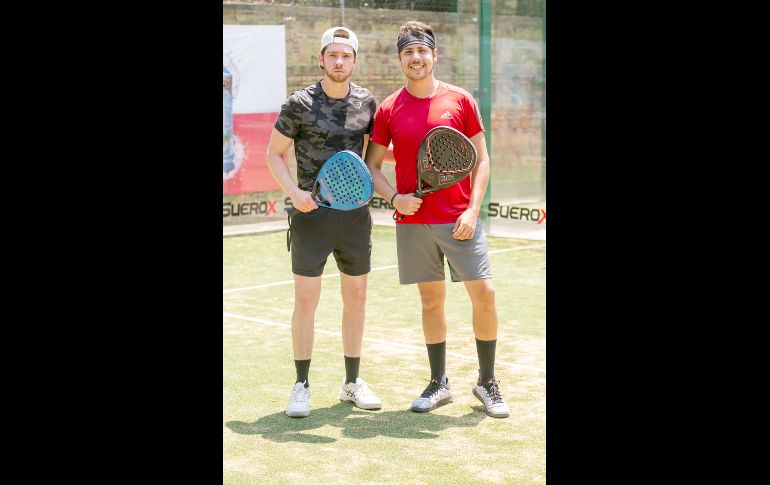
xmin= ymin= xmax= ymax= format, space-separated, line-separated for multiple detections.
xmin=364 ymin=21 xmax=509 ymax=418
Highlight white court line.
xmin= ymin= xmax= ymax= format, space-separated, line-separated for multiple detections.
xmin=222 ymin=243 xmax=546 ymax=294
xmin=223 ymin=311 xmax=546 ymax=376
xmin=221 ymin=267 xmax=395 ymax=294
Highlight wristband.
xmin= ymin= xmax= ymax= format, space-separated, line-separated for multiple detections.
xmin=389 ymin=193 xmax=399 ymax=207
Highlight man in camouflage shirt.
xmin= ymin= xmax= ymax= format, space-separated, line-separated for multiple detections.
xmin=266 ymin=26 xmax=382 ymax=418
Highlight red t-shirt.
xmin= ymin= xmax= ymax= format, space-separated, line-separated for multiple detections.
xmin=371 ymin=81 xmax=485 ymax=224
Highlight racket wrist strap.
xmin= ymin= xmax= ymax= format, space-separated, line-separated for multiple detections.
xmin=390 ymin=192 xmax=399 ymax=207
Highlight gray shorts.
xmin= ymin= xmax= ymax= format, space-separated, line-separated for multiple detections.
xmin=395 ymin=221 xmax=492 ymax=284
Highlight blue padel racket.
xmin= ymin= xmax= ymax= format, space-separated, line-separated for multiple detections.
xmin=286 ymin=150 xmax=374 ymax=249
xmin=393 ymin=125 xmax=477 ymax=221
xmin=288 ymin=150 xmax=374 ymax=216
xmin=312 ymin=150 xmax=374 ymax=210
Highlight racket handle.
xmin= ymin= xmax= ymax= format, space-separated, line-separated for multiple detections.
xmin=393 ymin=191 xmax=422 ymax=221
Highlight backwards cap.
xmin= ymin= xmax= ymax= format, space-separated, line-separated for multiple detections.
xmin=320 ymin=26 xmax=358 ymax=54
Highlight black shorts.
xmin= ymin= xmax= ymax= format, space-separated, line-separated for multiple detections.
xmin=289 ymin=206 xmax=372 ymax=277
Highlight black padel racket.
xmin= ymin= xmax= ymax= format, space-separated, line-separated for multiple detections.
xmin=393 ymin=125 xmax=477 ymax=221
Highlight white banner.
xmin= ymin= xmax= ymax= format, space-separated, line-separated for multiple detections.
xmin=223 ymin=25 xmax=286 ymax=114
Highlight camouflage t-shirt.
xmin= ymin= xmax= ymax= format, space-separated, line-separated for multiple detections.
xmin=274 ymin=81 xmax=376 ymax=190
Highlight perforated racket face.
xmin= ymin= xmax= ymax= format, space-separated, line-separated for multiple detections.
xmin=416 ymin=126 xmax=477 ymax=194
xmin=313 ymin=150 xmax=374 ymax=210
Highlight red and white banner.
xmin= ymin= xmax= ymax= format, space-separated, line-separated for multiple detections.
xmin=223 ymin=25 xmax=286 ymax=194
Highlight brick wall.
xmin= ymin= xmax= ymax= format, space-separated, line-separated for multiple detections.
xmin=224 ymin=1 xmax=544 ymax=169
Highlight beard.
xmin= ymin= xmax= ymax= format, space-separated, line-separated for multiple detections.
xmin=322 ymin=65 xmax=352 ymax=83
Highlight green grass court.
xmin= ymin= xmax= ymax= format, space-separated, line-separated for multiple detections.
xmin=223 ymin=225 xmax=546 ymax=484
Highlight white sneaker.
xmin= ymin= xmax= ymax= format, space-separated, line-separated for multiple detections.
xmin=339 ymin=377 xmax=382 ymax=409
xmin=286 ymin=381 xmax=311 ymax=417
xmin=472 ymin=377 xmax=510 ymax=418
xmin=411 ymin=377 xmax=453 ymax=413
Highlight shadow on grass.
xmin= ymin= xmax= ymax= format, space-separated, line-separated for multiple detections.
xmin=226 ymin=402 xmax=487 ymax=443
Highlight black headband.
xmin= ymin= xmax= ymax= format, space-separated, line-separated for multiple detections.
xmin=397 ymin=33 xmax=436 ymax=52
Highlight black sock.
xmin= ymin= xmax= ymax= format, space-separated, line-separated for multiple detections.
xmin=426 ymin=341 xmax=446 ymax=383
xmin=344 ymin=355 xmax=360 ymax=384
xmin=476 ymin=338 xmax=497 ymax=383
xmin=294 ymin=359 xmax=310 ymax=387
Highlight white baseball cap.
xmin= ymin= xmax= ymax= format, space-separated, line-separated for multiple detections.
xmin=320 ymin=26 xmax=358 ymax=54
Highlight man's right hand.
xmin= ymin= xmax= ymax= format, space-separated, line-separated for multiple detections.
xmin=290 ymin=189 xmax=319 ymax=213
xmin=393 ymin=193 xmax=423 ymax=216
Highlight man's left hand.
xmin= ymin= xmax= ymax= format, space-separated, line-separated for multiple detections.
xmin=452 ymin=209 xmax=478 ymax=240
